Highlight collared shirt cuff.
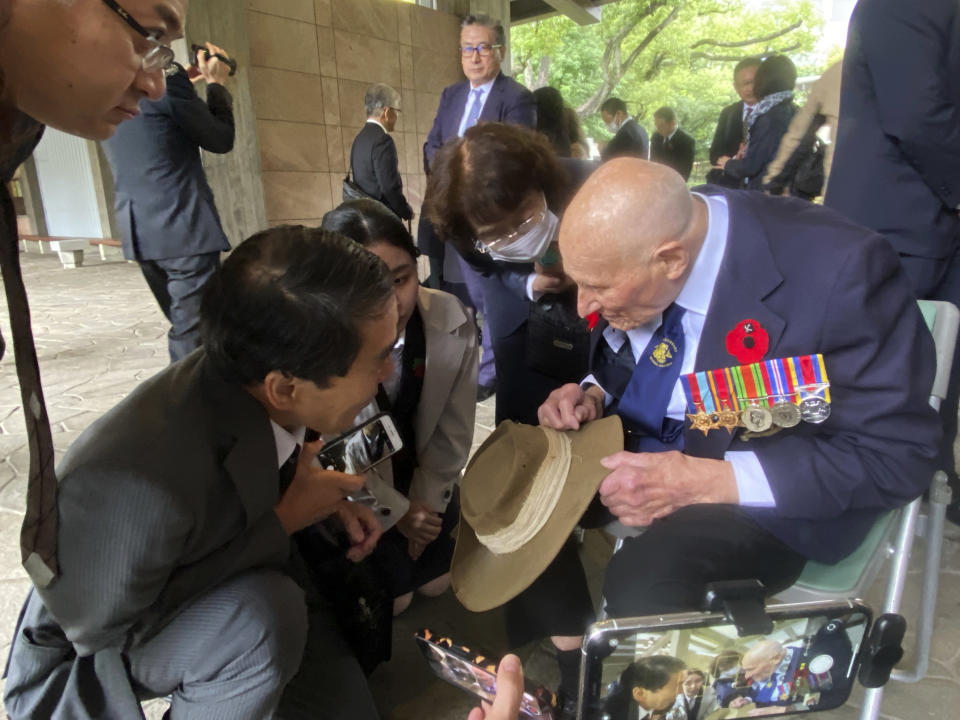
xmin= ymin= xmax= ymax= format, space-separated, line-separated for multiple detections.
xmin=725 ymin=451 xmax=776 ymax=507
xmin=580 ymin=374 xmax=613 ymax=407
xmin=525 ymin=273 xmax=545 ymax=302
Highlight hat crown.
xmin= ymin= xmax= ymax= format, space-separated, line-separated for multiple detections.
xmin=461 ymin=422 xmax=550 ymax=537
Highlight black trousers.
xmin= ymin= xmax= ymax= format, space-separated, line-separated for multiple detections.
xmin=490 ymin=322 xmax=568 ymax=426
xmin=506 ymin=504 xmax=806 ymax=647
xmin=139 ymin=252 xmax=220 ymax=363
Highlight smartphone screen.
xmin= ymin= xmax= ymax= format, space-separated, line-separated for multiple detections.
xmin=415 ymin=632 xmax=555 ymax=719
xmin=581 ymin=601 xmax=871 ymax=720
xmin=316 ymin=413 xmax=402 ymax=476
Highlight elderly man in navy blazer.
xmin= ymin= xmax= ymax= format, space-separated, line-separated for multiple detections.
xmin=420 ymin=13 xmax=536 ymax=397
xmin=531 ymin=159 xmax=939 ymax=713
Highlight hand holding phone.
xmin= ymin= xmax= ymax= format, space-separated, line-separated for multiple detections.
xmin=467 ymin=654 xmax=526 ymax=720
xmin=274 ymin=436 xmax=364 ymax=535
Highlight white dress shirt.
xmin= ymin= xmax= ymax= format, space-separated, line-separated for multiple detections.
xmin=270 ymin=421 xmax=306 ymax=469
xmin=584 ymin=193 xmax=775 ymax=506
xmin=457 ymin=78 xmax=495 ymax=138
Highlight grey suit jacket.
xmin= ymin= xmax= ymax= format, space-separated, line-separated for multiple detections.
xmin=4 ymin=351 xmax=292 ymax=719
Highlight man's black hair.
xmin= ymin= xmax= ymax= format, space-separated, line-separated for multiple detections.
xmin=200 ymin=225 xmax=393 ymax=388
xmin=734 ymin=56 xmax=763 ymax=77
xmin=621 ymin=655 xmax=687 ymax=692
xmin=601 ymin=97 xmax=628 ymax=116
xmin=654 ymin=106 xmax=677 ymax=124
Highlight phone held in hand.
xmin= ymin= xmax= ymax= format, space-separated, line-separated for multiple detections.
xmin=316 ymin=412 xmax=403 ymax=477
xmin=416 ymin=629 xmax=558 ymax=719
xmin=580 ymin=599 xmax=872 ymax=720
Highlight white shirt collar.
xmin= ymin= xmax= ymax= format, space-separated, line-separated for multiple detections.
xmin=674 ymin=192 xmax=728 ymax=316
xmin=270 ymin=421 xmax=306 ymax=469
xmin=366 ymin=118 xmax=387 ymax=132
xmin=468 ymin=77 xmax=496 ymax=98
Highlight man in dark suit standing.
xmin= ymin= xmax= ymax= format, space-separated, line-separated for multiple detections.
xmin=600 ymin=97 xmax=649 ymax=161
xmin=825 ymin=0 xmax=960 ymax=522
xmin=650 ymin=106 xmax=695 ymax=181
xmin=103 ymin=42 xmax=234 ymax=363
xmin=421 ymin=13 xmax=536 ymax=398
xmin=349 ymin=83 xmax=412 ymax=221
xmin=706 ymin=57 xmax=761 ymax=187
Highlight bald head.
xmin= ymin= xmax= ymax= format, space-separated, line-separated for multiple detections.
xmin=558 ymin=159 xmax=707 ymax=330
xmin=742 ymin=640 xmax=787 ymax=683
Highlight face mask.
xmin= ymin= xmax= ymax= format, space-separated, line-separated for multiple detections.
xmin=486 ymin=209 xmax=559 ymax=263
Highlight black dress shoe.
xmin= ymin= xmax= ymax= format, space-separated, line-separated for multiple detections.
xmin=477 ymin=384 xmax=496 ymax=402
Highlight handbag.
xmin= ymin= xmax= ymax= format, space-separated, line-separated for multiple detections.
xmin=343 ymin=139 xmax=377 ymax=203
xmin=525 ymin=293 xmax=591 ymax=383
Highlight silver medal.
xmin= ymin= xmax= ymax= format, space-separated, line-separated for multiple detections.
xmin=799 ymin=396 xmax=831 ymax=423
xmin=771 ymin=402 xmax=802 ymax=428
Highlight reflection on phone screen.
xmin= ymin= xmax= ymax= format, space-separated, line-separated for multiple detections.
xmin=590 ymin=609 xmax=868 ymax=720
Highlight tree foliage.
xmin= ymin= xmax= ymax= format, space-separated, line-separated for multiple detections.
xmin=512 ymin=0 xmax=826 ymax=163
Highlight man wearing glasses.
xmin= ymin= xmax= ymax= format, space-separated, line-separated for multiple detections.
xmin=420 ymin=13 xmax=536 ymax=400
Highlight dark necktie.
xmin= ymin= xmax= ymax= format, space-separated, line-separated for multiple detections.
xmin=0 ymin=182 xmax=59 ymax=587
xmin=278 ymin=444 xmax=301 ymax=496
xmin=616 ymin=303 xmax=686 ymax=449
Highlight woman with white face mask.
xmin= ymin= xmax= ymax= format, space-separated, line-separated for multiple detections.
xmin=425 ymin=123 xmax=598 ymax=428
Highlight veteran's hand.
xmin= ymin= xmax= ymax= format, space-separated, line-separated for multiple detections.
xmin=274 ymin=436 xmax=364 ymax=535
xmin=598 ymin=451 xmax=739 ymax=526
xmin=335 ymin=500 xmax=383 ymax=562
xmin=466 ymin=654 xmax=525 ymax=720
xmin=537 ymin=383 xmax=605 ymax=431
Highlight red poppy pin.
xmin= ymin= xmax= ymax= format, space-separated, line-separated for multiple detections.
xmin=586 ymin=312 xmax=600 ymax=330
xmin=726 ymin=318 xmax=769 ymax=363
xmin=413 ymin=358 xmax=426 ymax=380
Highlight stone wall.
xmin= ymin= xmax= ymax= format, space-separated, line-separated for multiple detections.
xmin=246 ymin=0 xmax=466 ymax=227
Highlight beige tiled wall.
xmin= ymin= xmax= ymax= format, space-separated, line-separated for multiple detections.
xmin=246 ymin=0 xmax=464 ymax=227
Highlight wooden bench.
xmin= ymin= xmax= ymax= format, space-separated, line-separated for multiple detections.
xmin=20 ymin=235 xmax=123 ymax=268
xmin=89 ymin=237 xmax=123 ymax=261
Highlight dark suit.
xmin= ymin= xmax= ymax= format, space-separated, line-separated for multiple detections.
xmin=350 ymin=121 xmax=412 ymax=220
xmin=3 ymin=351 xmax=377 ymax=719
xmin=420 ymin=71 xmax=536 ymax=390
xmin=601 ymin=118 xmax=649 ymax=162
xmin=707 ymin=101 xmax=747 ymax=187
xmin=721 ymin=100 xmax=796 ymax=190
xmin=102 ymin=68 xmax=233 ymax=362
xmin=512 ymin=189 xmax=939 ymax=641
xmin=651 ymin=128 xmax=696 ymax=181
xmin=825 ymin=0 xmax=960 ymax=499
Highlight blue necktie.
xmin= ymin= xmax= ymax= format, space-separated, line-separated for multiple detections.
xmin=616 ymin=303 xmax=686 ymax=451
xmin=463 ymin=88 xmax=484 ymax=132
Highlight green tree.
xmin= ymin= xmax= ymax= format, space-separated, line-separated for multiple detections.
xmin=512 ymin=0 xmax=825 ymax=168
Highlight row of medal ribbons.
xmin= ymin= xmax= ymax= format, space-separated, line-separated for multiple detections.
xmin=681 ymin=354 xmax=831 ymax=435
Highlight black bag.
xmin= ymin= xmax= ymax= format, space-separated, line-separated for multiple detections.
xmin=525 ymin=294 xmax=590 ymax=383
xmin=342 ymin=171 xmax=377 ymax=203
xmin=792 ymin=136 xmax=826 ymax=199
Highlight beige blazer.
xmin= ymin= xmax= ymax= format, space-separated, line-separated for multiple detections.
xmin=361 ymin=286 xmax=478 ymax=529
xmin=764 ymin=60 xmax=842 ymax=191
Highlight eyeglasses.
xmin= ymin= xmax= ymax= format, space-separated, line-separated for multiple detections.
xmin=101 ymin=0 xmax=176 ymax=72
xmin=474 ymin=195 xmax=548 ymax=254
xmin=459 ymin=44 xmax=504 ymax=58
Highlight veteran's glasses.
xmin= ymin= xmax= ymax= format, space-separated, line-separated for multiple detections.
xmin=101 ymin=0 xmax=176 ymax=73
xmin=459 ymin=43 xmax=504 ymax=58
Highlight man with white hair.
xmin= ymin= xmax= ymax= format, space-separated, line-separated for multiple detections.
xmin=349 ymin=82 xmax=413 ymax=221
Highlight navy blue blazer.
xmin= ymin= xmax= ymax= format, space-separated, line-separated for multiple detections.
xmin=722 ymin=100 xmax=796 ymax=190
xmin=422 ymin=72 xmax=536 ymax=172
xmin=589 ymin=189 xmax=939 ymax=563
xmin=103 ymin=68 xmax=233 ymax=261
xmin=825 ymin=0 xmax=960 ymax=262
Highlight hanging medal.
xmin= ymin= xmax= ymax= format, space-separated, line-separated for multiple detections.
xmin=682 ymin=372 xmax=715 ymax=436
xmin=793 ymin=354 xmax=831 ymax=423
xmin=767 ymin=358 xmax=801 ymax=428
xmin=711 ymin=368 xmax=740 ymax=433
xmin=739 ymin=362 xmax=773 ymax=432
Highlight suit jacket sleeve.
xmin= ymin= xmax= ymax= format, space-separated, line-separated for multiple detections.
xmin=424 ymin=85 xmax=453 ymax=173
xmin=751 ymin=234 xmax=939 ymax=519
xmin=164 ymin=72 xmax=235 ymax=154
xmin=723 ymin=112 xmax=787 ymax=180
xmin=409 ymin=310 xmax=479 ymax=511
xmin=858 ymin=0 xmax=960 ymax=208
xmin=501 ymin=85 xmax=537 ymax=129
xmin=709 ymin=105 xmax=735 ymax=164
xmin=677 ymin=132 xmax=695 ymax=180
xmin=372 ymin=133 xmax=413 ymax=219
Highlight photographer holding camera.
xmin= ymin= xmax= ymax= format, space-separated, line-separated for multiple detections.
xmin=102 ymin=39 xmax=236 ymax=363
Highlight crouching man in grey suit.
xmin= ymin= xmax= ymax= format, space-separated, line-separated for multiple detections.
xmin=3 ymin=227 xmax=398 ymax=719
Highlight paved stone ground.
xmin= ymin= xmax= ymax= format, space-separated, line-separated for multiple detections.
xmin=1 ymin=250 xmax=959 ymax=719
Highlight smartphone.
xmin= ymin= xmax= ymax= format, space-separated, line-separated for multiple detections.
xmin=579 ymin=599 xmax=872 ymax=720
xmin=316 ymin=412 xmax=402 ymax=477
xmin=190 ymin=44 xmax=239 ymax=76
xmin=416 ymin=629 xmax=558 ymax=719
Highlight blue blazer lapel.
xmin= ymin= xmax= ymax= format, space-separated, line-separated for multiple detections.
xmin=685 ymin=190 xmax=786 ymax=459
xmin=480 ymin=73 xmax=507 ymax=123
xmin=443 ymin=81 xmax=470 ymax=140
